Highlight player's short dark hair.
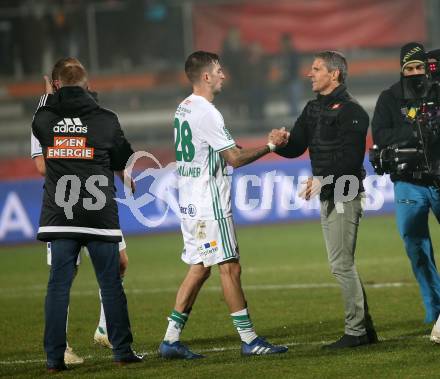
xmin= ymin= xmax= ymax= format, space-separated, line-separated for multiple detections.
xmin=315 ymin=51 xmax=348 ymax=84
xmin=51 ymin=57 xmax=83 ymax=81
xmin=185 ymin=51 xmax=220 ymax=83
xmin=59 ymin=64 xmax=88 ymax=88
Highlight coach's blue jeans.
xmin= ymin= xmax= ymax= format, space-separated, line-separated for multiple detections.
xmin=394 ymin=181 xmax=440 ymax=323
xmin=44 ymin=239 xmax=133 ymax=367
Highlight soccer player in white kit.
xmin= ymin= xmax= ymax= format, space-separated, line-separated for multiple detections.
xmin=159 ymin=51 xmax=289 ymax=359
xmin=31 ymin=59 xmax=132 ymax=364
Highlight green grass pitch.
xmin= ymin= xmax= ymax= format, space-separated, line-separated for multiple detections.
xmin=1 ymin=215 xmax=440 ymax=378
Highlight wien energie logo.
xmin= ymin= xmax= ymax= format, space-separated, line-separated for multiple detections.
xmin=47 ymin=136 xmax=94 ymax=159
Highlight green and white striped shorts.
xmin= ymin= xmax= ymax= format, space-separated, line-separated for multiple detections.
xmin=180 ymin=217 xmax=239 ymax=267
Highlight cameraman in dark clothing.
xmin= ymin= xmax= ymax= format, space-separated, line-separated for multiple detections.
xmin=32 ymin=64 xmax=142 ymax=371
xmin=372 ymin=42 xmax=440 ymax=340
xmin=274 ymin=51 xmax=377 ymax=349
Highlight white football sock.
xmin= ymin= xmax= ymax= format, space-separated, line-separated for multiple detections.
xmin=435 ymin=315 xmax=440 ymax=329
xmin=231 ymin=308 xmax=258 ymax=344
xmin=163 ymin=310 xmax=189 ymax=343
xmin=66 ymin=306 xmax=70 ymax=348
xmin=98 ymin=289 xmax=107 ymax=330
xmin=164 ymin=320 xmax=183 ymax=344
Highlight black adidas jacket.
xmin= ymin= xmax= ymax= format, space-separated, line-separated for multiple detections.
xmin=32 ymin=86 xmax=134 ymax=242
xmin=277 ymin=85 xmax=368 ymax=201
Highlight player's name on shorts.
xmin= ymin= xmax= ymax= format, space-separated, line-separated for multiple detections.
xmin=47 ymin=147 xmax=94 ymax=159
xmin=177 ymin=165 xmax=201 ymax=178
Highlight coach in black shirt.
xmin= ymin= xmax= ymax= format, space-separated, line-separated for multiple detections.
xmin=32 ymin=64 xmax=141 ymax=371
xmin=274 ymin=51 xmax=377 ymax=349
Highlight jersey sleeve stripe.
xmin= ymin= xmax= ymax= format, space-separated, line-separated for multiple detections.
xmin=37 ymin=94 xmax=48 ymax=110
xmin=37 ymin=95 xmax=44 ymax=109
xmin=215 ymin=142 xmax=236 ymax=153
xmin=32 ymin=94 xmax=49 ymax=122
xmin=208 ymin=147 xmax=222 ymax=220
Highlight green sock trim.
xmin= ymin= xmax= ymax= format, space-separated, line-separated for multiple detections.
xmin=170 ymin=310 xmax=188 ymax=326
xmin=232 ymin=315 xmax=251 ymax=321
xmin=232 ymin=314 xmax=253 ymax=329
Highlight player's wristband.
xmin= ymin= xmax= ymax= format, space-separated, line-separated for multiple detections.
xmin=266 ymin=142 xmax=277 ymax=152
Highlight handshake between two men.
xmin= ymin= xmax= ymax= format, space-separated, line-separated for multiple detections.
xmin=268 ymin=127 xmax=321 ymax=201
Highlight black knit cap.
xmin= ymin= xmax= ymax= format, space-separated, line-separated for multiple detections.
xmin=400 ymin=42 xmax=426 ymax=71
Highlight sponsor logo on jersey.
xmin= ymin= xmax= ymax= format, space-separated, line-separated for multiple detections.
xmin=222 ymin=125 xmax=233 ymax=140
xmin=198 ymin=240 xmax=218 ymax=257
xmin=47 ymin=136 xmax=94 ymax=159
xmin=176 ymin=105 xmax=192 ymax=116
xmin=203 ymin=240 xmax=217 ymax=249
xmin=53 ymin=118 xmax=88 ymax=133
xmin=188 ymin=204 xmax=197 ymax=217
xmin=180 ymin=205 xmax=197 ymax=217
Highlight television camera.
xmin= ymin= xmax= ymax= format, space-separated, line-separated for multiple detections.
xmin=369 ymin=49 xmax=440 ymax=188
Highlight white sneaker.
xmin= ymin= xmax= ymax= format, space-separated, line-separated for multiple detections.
xmin=64 ymin=346 xmax=84 ymax=364
xmin=94 ymin=326 xmax=112 ymax=348
xmin=430 ymin=324 xmax=440 ymax=343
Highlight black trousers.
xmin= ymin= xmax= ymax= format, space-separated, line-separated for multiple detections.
xmin=44 ymin=239 xmax=133 ymax=366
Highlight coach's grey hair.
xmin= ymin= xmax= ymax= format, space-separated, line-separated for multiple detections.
xmin=315 ymin=51 xmax=347 ymax=84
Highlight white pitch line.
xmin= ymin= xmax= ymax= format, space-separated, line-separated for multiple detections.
xmin=0 ymin=282 xmax=415 ymax=299
xmin=0 ymin=335 xmax=431 ymax=366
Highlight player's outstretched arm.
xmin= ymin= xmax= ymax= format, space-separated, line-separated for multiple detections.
xmin=221 ymin=128 xmax=289 ymax=168
xmin=221 ymin=145 xmax=270 ymax=169
xmin=115 ymin=170 xmax=136 ymax=194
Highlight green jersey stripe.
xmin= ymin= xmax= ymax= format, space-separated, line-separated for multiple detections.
xmin=208 ymin=147 xmax=220 ymax=219
xmin=208 ymin=148 xmax=221 ymax=220
xmin=213 ymin=152 xmax=225 ymax=218
xmin=220 ymin=217 xmax=234 ymax=258
xmin=219 ymin=217 xmax=233 ymax=258
xmin=212 ymin=156 xmax=234 ymax=257
xmin=213 ymin=151 xmax=224 ymax=218
xmin=215 ymin=142 xmax=236 ymax=153
xmin=209 ymin=147 xmax=226 ymax=220
xmin=211 ymin=164 xmax=234 ymax=257
xmin=208 ymin=147 xmax=234 ymax=258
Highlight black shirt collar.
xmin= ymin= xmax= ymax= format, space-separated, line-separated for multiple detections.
xmin=317 ymin=84 xmax=346 ymax=105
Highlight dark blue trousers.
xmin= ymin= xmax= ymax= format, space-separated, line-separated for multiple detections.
xmin=44 ymin=239 xmax=133 ymax=367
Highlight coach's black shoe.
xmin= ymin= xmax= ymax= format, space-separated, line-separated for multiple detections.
xmin=47 ymin=361 xmax=68 ymax=373
xmin=114 ymin=350 xmax=144 ymax=366
xmin=323 ymin=333 xmax=370 ymax=350
xmin=366 ymin=328 xmax=379 ymax=344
